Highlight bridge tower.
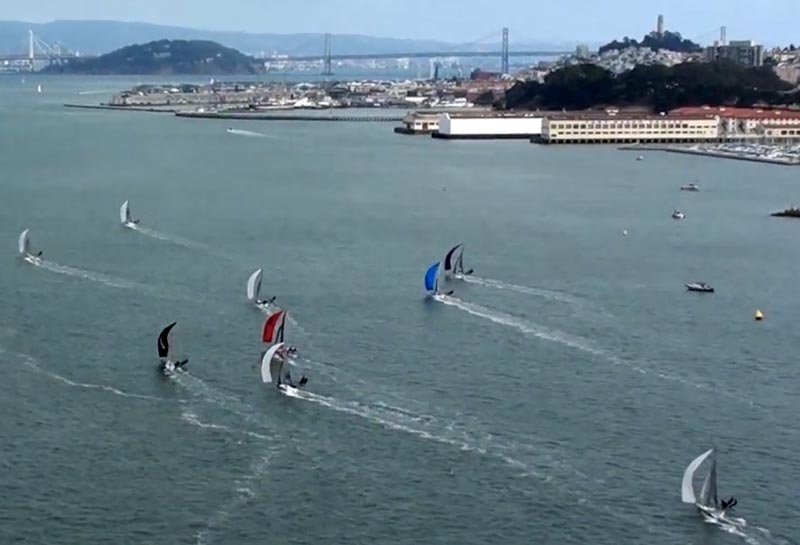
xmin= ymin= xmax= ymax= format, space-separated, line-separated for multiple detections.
xmin=720 ymin=26 xmax=727 ymax=45
xmin=322 ymin=33 xmax=333 ymax=76
xmin=28 ymin=29 xmax=35 ymax=61
xmin=501 ymin=27 xmax=509 ymax=75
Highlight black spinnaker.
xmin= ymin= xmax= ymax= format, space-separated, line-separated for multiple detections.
xmin=157 ymin=322 xmax=177 ymax=359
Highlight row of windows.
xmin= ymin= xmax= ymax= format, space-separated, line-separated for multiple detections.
xmin=551 ymin=129 xmax=712 ymax=136
xmin=553 ymin=122 xmax=713 ymax=130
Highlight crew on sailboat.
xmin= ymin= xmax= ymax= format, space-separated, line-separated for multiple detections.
xmin=720 ymin=497 xmax=737 ymax=510
xmin=157 ymin=322 xmax=188 ymax=373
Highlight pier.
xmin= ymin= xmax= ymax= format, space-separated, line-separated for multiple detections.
xmin=175 ymin=111 xmax=403 ymax=122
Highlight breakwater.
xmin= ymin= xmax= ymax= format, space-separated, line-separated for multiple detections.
xmin=175 ymin=111 xmax=403 ymax=122
xmin=63 ymin=103 xmax=177 ymax=113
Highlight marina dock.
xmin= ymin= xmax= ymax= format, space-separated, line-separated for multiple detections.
xmin=620 ymin=144 xmax=800 ymax=166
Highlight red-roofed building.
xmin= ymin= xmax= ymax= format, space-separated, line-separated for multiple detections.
xmin=670 ymin=106 xmax=800 ymax=137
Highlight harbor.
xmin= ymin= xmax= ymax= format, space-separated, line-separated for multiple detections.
xmin=620 ymin=143 xmax=800 ymax=166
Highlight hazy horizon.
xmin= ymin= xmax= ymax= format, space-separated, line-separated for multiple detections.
xmin=3 ymin=0 xmax=798 ymax=45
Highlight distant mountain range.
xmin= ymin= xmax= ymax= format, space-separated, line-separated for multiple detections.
xmin=0 ymin=20 xmax=579 ymax=57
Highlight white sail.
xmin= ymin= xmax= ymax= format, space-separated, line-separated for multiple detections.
xmin=682 ymin=448 xmax=714 ymax=504
xmin=247 ymin=269 xmax=263 ymax=302
xmin=18 ymin=229 xmax=30 ymax=256
xmin=699 ymin=457 xmax=719 ymax=509
xmin=120 ymin=201 xmax=130 ymax=224
xmin=261 ymin=342 xmax=285 ymax=384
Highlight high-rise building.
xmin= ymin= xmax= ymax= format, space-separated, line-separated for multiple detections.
xmin=575 ymin=44 xmax=590 ymax=59
xmin=705 ymin=40 xmax=764 ymax=67
xmin=657 ymin=14 xmax=665 ymax=36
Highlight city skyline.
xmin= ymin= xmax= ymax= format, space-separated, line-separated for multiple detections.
xmin=3 ymin=0 xmax=797 ymax=46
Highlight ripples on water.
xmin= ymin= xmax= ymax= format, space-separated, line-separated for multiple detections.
xmin=1 ymin=78 xmax=798 ymax=545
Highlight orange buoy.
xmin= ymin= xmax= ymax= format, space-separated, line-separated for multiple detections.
xmin=755 ymin=309 xmax=764 ymax=321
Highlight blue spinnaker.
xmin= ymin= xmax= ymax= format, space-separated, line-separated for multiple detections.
xmin=424 ymin=262 xmax=440 ymax=293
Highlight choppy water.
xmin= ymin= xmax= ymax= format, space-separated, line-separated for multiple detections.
xmin=1 ymin=75 xmax=799 ymax=545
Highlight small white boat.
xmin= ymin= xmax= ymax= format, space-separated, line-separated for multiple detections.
xmin=672 ymin=210 xmax=686 ymax=220
xmin=636 ymin=155 xmax=644 ymax=161
xmin=681 ymin=183 xmax=700 ymax=192
xmin=686 ymin=282 xmax=714 ymax=293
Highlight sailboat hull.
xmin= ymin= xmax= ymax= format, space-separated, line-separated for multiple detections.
xmin=278 ymin=384 xmax=300 ymax=396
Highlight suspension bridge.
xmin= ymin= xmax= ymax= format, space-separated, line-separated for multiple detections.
xmin=0 ymin=28 xmax=569 ymax=74
xmin=0 ymin=30 xmax=94 ymax=71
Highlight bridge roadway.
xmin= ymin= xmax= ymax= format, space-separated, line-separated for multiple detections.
xmin=0 ymin=49 xmax=567 ymax=63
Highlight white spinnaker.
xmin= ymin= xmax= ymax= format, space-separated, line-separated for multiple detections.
xmin=261 ymin=342 xmax=285 ymax=384
xmin=120 ymin=201 xmax=130 ymax=224
xmin=18 ymin=229 xmax=30 ymax=256
xmin=682 ymin=448 xmax=714 ymax=504
xmin=247 ymin=269 xmax=263 ymax=302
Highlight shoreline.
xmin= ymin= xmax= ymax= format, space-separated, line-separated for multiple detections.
xmin=63 ymin=103 xmax=177 ymax=113
xmin=619 ymin=144 xmax=800 ymax=166
xmin=174 ymin=111 xmax=404 ymax=122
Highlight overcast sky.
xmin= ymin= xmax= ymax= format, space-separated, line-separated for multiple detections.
xmin=4 ymin=0 xmax=796 ymax=44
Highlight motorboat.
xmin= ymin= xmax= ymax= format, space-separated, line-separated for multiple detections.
xmin=672 ymin=210 xmax=686 ymax=220
xmin=686 ymin=282 xmax=714 ymax=293
xmin=681 ymin=183 xmax=700 ymax=192
xmin=636 ymin=155 xmax=644 ymax=161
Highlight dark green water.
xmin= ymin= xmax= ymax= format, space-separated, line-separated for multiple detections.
xmin=1 ymin=76 xmax=798 ymax=545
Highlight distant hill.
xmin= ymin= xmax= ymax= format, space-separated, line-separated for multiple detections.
xmin=599 ymin=30 xmax=702 ymax=55
xmin=0 ymin=19 xmax=575 ymax=57
xmin=45 ymin=39 xmax=259 ymax=75
xmin=502 ymin=61 xmax=795 ymax=111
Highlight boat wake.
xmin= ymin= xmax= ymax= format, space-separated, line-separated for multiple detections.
xmin=171 ymin=372 xmax=279 ymax=434
xmin=16 ymin=352 xmax=170 ymax=402
xmin=463 ymin=275 xmax=584 ymax=306
xmin=704 ymin=515 xmax=786 ymax=545
xmin=195 ymin=449 xmax=278 ymax=545
xmin=226 ymin=128 xmax=273 ymax=138
xmin=282 ymin=388 xmax=585 ymax=482
xmin=435 ymin=296 xmax=761 ymax=405
xmin=29 ymin=258 xmax=137 ymax=289
xmin=129 ymin=225 xmax=211 ymax=251
xmin=181 ymin=411 xmax=270 ymax=440
xmin=437 ymin=296 xmax=601 ymax=354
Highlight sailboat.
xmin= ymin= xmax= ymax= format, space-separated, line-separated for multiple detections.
xmin=260 ymin=312 xmax=306 ymax=390
xmin=262 ymin=309 xmax=287 ymax=345
xmin=247 ymin=268 xmax=275 ymax=309
xmin=18 ymin=229 xmax=42 ymax=264
xmin=681 ymin=448 xmax=737 ymax=522
xmin=157 ymin=322 xmax=187 ymax=373
xmin=425 ymin=262 xmax=453 ymax=297
xmin=119 ymin=200 xmax=139 ymax=229
xmin=261 ymin=342 xmax=287 ymax=384
xmin=442 ymin=244 xmax=473 ymax=279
